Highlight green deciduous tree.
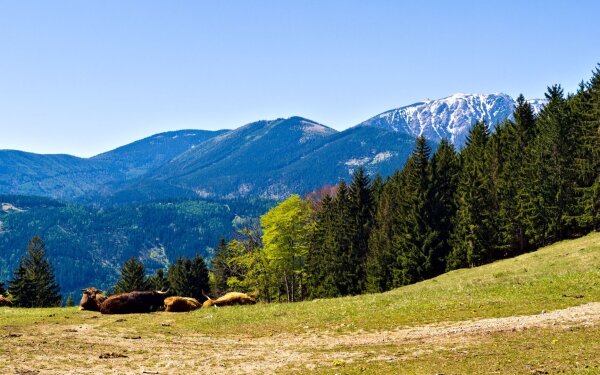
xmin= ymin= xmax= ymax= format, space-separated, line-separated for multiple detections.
xmin=261 ymin=194 xmax=314 ymax=302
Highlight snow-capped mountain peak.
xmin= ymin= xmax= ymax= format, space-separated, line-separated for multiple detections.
xmin=357 ymin=93 xmax=546 ymax=147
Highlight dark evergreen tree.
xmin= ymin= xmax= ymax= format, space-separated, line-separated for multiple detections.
xmin=448 ymin=121 xmax=498 ymax=269
xmin=330 ymin=181 xmax=355 ymax=296
xmin=427 ymin=139 xmax=459 ymax=275
xmin=568 ymin=68 xmax=600 ymax=231
xmin=524 ymin=85 xmax=576 ymax=245
xmin=167 ymin=255 xmax=210 ymax=301
xmin=148 ymin=268 xmax=170 ymax=291
xmin=371 ymin=174 xmax=385 ymax=208
xmin=366 ymin=173 xmax=401 ymax=293
xmin=65 ymin=293 xmax=75 ymax=307
xmin=0 ymin=281 xmax=6 ymax=296
xmin=497 ymin=96 xmax=538 ymax=256
xmin=307 ymin=196 xmax=341 ymax=298
xmin=113 ymin=257 xmax=151 ymax=294
xmin=211 ymin=238 xmax=232 ymax=295
xmin=347 ymin=168 xmax=374 ymax=294
xmin=393 ymin=136 xmax=434 ymax=285
xmin=8 ymin=236 xmax=62 ymax=307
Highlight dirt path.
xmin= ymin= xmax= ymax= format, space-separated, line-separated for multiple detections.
xmin=4 ymin=302 xmax=600 ymax=374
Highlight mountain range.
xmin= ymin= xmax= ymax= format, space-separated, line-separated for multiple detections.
xmin=0 ymin=93 xmax=545 ymax=203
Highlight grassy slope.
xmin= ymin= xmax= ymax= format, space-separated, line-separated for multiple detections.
xmin=1 ymin=232 xmax=599 ymax=374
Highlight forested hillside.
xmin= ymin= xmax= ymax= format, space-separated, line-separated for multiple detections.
xmin=0 ymin=195 xmax=273 ymax=297
xmin=211 ymin=67 xmax=600 ymax=302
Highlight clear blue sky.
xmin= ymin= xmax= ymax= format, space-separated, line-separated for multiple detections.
xmin=1 ymin=1 xmax=599 ymax=157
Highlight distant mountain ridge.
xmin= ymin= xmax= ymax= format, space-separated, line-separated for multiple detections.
xmin=0 ymin=93 xmax=544 ymax=202
xmin=357 ymin=93 xmax=546 ymax=146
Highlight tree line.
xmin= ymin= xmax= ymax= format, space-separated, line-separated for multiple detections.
xmin=211 ymin=67 xmax=599 ymax=301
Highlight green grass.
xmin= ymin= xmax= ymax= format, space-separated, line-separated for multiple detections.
xmin=1 ymin=232 xmax=599 ymax=374
xmin=169 ymin=232 xmax=600 ymax=337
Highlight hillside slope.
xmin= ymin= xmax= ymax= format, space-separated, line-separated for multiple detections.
xmin=1 ymin=233 xmax=598 ymax=374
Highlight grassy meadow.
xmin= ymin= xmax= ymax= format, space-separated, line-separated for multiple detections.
xmin=1 ymin=232 xmax=599 ymax=374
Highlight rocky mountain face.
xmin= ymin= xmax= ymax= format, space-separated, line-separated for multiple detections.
xmin=357 ymin=93 xmax=546 ymax=147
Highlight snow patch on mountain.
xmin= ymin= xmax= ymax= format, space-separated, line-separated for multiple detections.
xmin=344 ymin=151 xmax=396 ymax=168
xmin=371 ymin=151 xmax=394 ymax=164
xmin=358 ymin=93 xmax=547 ymax=147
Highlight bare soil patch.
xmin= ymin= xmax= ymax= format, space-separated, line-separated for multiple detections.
xmin=2 ymin=302 xmax=600 ymax=374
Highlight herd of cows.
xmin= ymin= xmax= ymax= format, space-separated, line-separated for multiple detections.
xmin=0 ymin=288 xmax=257 ymax=313
xmin=81 ymin=287 xmax=257 ymax=314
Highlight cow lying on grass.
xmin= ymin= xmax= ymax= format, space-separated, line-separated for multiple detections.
xmin=202 ymin=292 xmax=257 ymax=308
xmin=79 ymin=287 xmax=107 ymax=311
xmin=100 ymin=290 xmax=168 ymax=314
xmin=0 ymin=295 xmax=12 ymax=307
xmin=164 ymin=296 xmax=201 ymax=312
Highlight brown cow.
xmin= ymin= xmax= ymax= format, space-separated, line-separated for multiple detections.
xmin=99 ymin=290 xmax=168 ymax=314
xmin=202 ymin=292 xmax=257 ymax=308
xmin=164 ymin=296 xmax=201 ymax=312
xmin=0 ymin=294 xmax=12 ymax=308
xmin=79 ymin=287 xmax=107 ymax=311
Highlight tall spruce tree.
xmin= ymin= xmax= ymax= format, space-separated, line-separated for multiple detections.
xmin=366 ymin=172 xmax=402 ymax=292
xmin=448 ymin=121 xmax=498 ymax=269
xmin=347 ymin=168 xmax=374 ymax=294
xmin=568 ymin=67 xmax=600 ymax=231
xmin=148 ymin=268 xmax=170 ymax=291
xmin=167 ymin=256 xmax=210 ymax=301
xmin=307 ymin=196 xmax=342 ymax=298
xmin=113 ymin=257 xmax=151 ymax=294
xmin=8 ymin=236 xmax=61 ymax=307
xmin=524 ymin=85 xmax=576 ymax=245
xmin=427 ymin=139 xmax=459 ymax=276
xmin=497 ymin=96 xmax=538 ymax=256
xmin=393 ymin=137 xmax=434 ymax=285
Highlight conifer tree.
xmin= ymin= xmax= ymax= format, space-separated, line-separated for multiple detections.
xmin=427 ymin=139 xmax=459 ymax=275
xmin=307 ymin=196 xmax=341 ymax=298
xmin=448 ymin=121 xmax=498 ymax=268
xmin=113 ymin=257 xmax=151 ymax=294
xmin=347 ymin=168 xmax=374 ymax=294
xmin=366 ymin=171 xmax=401 ymax=292
xmin=497 ymin=96 xmax=538 ymax=256
xmin=65 ymin=293 xmax=75 ymax=307
xmin=330 ymin=181 xmax=354 ymax=295
xmin=167 ymin=256 xmax=210 ymax=301
xmin=0 ymin=281 xmax=6 ymax=296
xmin=148 ymin=268 xmax=170 ymax=291
xmin=394 ymin=136 xmax=434 ymax=284
xmin=568 ymin=67 xmax=600 ymax=231
xmin=8 ymin=236 xmax=62 ymax=307
xmin=524 ymin=85 xmax=576 ymax=244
